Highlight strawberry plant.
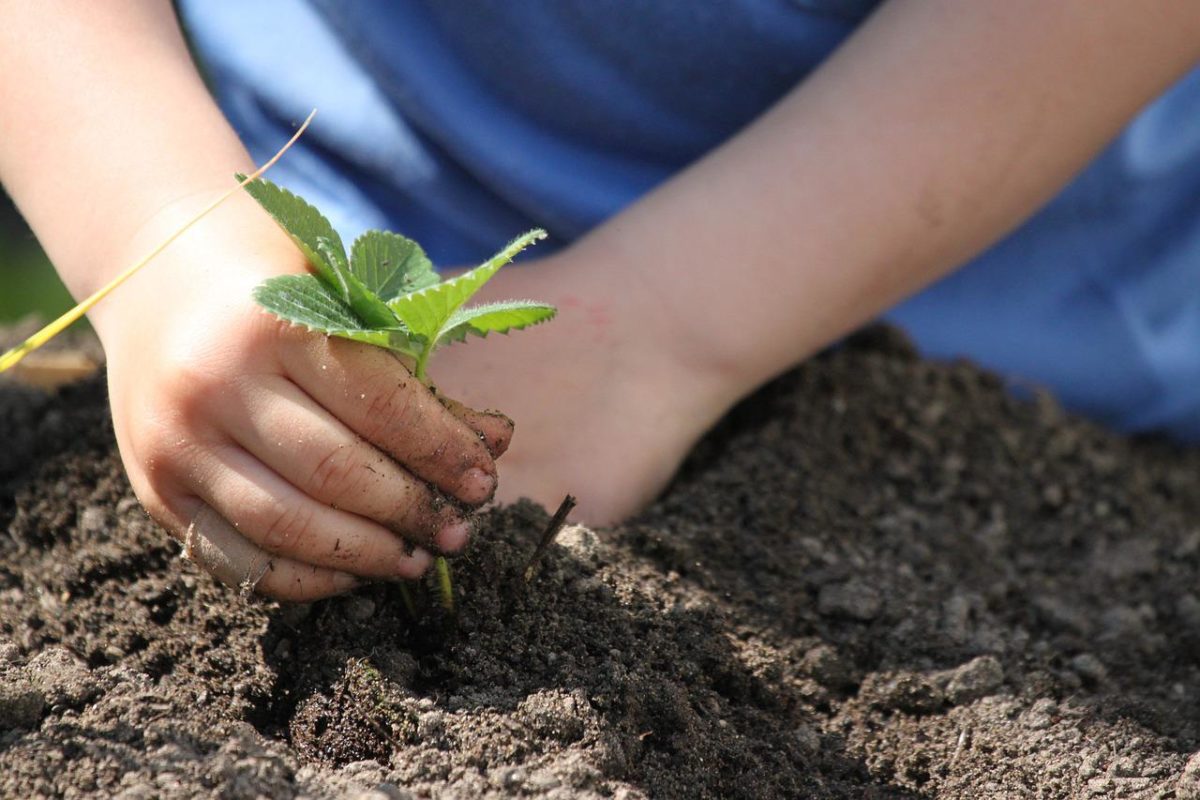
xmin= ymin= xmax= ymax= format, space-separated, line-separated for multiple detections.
xmin=239 ymin=176 xmax=554 ymax=382
xmin=239 ymin=175 xmax=556 ymax=610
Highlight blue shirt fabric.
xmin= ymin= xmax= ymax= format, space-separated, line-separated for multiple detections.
xmin=178 ymin=0 xmax=1200 ymax=441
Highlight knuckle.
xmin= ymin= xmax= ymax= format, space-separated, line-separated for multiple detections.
xmin=362 ymin=377 xmax=423 ymax=443
xmin=259 ymin=501 xmax=314 ymax=554
xmin=137 ymin=422 xmax=183 ymax=466
xmin=133 ymin=424 xmax=205 ymax=495
xmin=160 ymin=360 xmax=227 ymax=426
xmin=387 ymin=487 xmax=446 ymax=540
xmin=306 ymin=444 xmax=361 ymax=503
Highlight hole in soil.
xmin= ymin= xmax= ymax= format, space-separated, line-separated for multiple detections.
xmin=140 ymin=650 xmax=175 ymax=681
xmin=144 ymin=594 xmax=179 ymax=626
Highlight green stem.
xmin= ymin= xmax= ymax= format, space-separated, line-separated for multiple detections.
xmin=434 ymin=556 xmax=455 ymax=612
xmin=410 ymin=347 xmax=451 ymax=614
xmin=397 ymin=582 xmax=417 ymax=618
xmin=414 ymin=349 xmax=454 ymax=614
xmin=414 ymin=350 xmax=429 ymax=383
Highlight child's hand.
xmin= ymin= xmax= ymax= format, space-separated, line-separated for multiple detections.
xmin=426 ymin=246 xmax=739 ymax=527
xmin=91 ymin=206 xmax=511 ymax=601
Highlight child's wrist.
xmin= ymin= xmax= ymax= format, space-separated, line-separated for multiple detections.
xmin=560 ymin=234 xmax=753 ymax=414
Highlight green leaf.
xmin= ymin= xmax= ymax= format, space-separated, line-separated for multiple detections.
xmin=437 ymin=301 xmax=557 ymax=347
xmin=314 ymin=236 xmax=351 ymax=300
xmin=350 ymin=230 xmax=439 ymax=301
xmin=388 ymin=229 xmax=547 ymax=344
xmin=237 ymin=174 xmax=349 ymax=294
xmin=317 ymin=236 xmax=400 ymax=330
xmin=252 ymin=275 xmax=416 ymax=355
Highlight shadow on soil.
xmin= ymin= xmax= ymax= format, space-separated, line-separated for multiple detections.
xmin=253 ymin=499 xmax=926 ymax=799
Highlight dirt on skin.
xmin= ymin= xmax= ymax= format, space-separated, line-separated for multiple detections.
xmin=3 ymin=326 xmax=1200 ymax=799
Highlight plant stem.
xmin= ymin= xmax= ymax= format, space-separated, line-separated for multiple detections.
xmin=411 ymin=352 xmax=453 ymax=613
xmin=434 ymin=556 xmax=455 ymax=612
xmin=397 ymin=582 xmax=417 ymax=618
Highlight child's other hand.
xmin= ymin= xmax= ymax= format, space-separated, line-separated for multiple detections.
xmin=91 ymin=202 xmax=511 ymax=601
xmin=427 ymin=245 xmax=738 ymax=527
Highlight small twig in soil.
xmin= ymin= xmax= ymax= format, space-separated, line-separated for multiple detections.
xmin=523 ymin=494 xmax=577 ymax=583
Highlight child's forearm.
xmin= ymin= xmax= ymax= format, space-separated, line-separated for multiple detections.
xmin=0 ymin=1 xmax=260 ymax=306
xmin=572 ymin=0 xmax=1200 ymax=399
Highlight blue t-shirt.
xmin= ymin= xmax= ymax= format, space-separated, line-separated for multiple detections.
xmin=178 ymin=0 xmax=1200 ymax=441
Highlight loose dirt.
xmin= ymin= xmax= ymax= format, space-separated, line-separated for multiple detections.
xmin=3 ymin=327 xmax=1200 ymax=799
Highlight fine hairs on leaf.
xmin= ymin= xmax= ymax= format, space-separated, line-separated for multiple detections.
xmin=242 ymin=175 xmax=558 ymax=610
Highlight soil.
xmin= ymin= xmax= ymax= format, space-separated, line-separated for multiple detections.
xmin=3 ymin=326 xmax=1200 ymax=799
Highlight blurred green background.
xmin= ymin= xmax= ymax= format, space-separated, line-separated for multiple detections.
xmin=0 ymin=191 xmax=76 ymax=324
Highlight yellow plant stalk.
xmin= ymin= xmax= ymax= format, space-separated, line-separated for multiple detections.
xmin=0 ymin=110 xmax=317 ymax=373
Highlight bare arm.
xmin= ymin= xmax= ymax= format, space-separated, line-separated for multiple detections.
xmin=578 ymin=0 xmax=1200 ymax=399
xmin=442 ymin=0 xmax=1200 ymax=520
xmin=0 ymin=1 xmax=256 ymax=302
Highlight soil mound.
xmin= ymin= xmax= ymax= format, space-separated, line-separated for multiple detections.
xmin=3 ymin=328 xmax=1200 ymax=798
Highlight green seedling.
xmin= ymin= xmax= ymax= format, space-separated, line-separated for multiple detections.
xmin=239 ymin=175 xmax=556 ymax=611
xmin=240 ymin=175 xmax=553 ymax=382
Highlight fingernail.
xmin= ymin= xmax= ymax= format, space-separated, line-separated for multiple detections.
xmin=459 ymin=467 xmax=496 ymax=502
xmin=435 ymin=520 xmax=471 ymax=553
xmin=398 ymin=547 xmax=433 ymax=578
xmin=330 ymin=572 xmax=363 ymax=594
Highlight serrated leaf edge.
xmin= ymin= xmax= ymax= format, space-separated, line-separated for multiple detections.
xmin=437 ymin=300 xmax=557 ymax=346
xmin=251 ymin=275 xmax=417 ymax=355
xmin=386 ymin=229 xmax=547 ymax=339
xmin=236 ymin=174 xmax=350 ymax=280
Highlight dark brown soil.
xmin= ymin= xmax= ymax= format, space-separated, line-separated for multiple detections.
xmin=4 ymin=327 xmax=1200 ymax=799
